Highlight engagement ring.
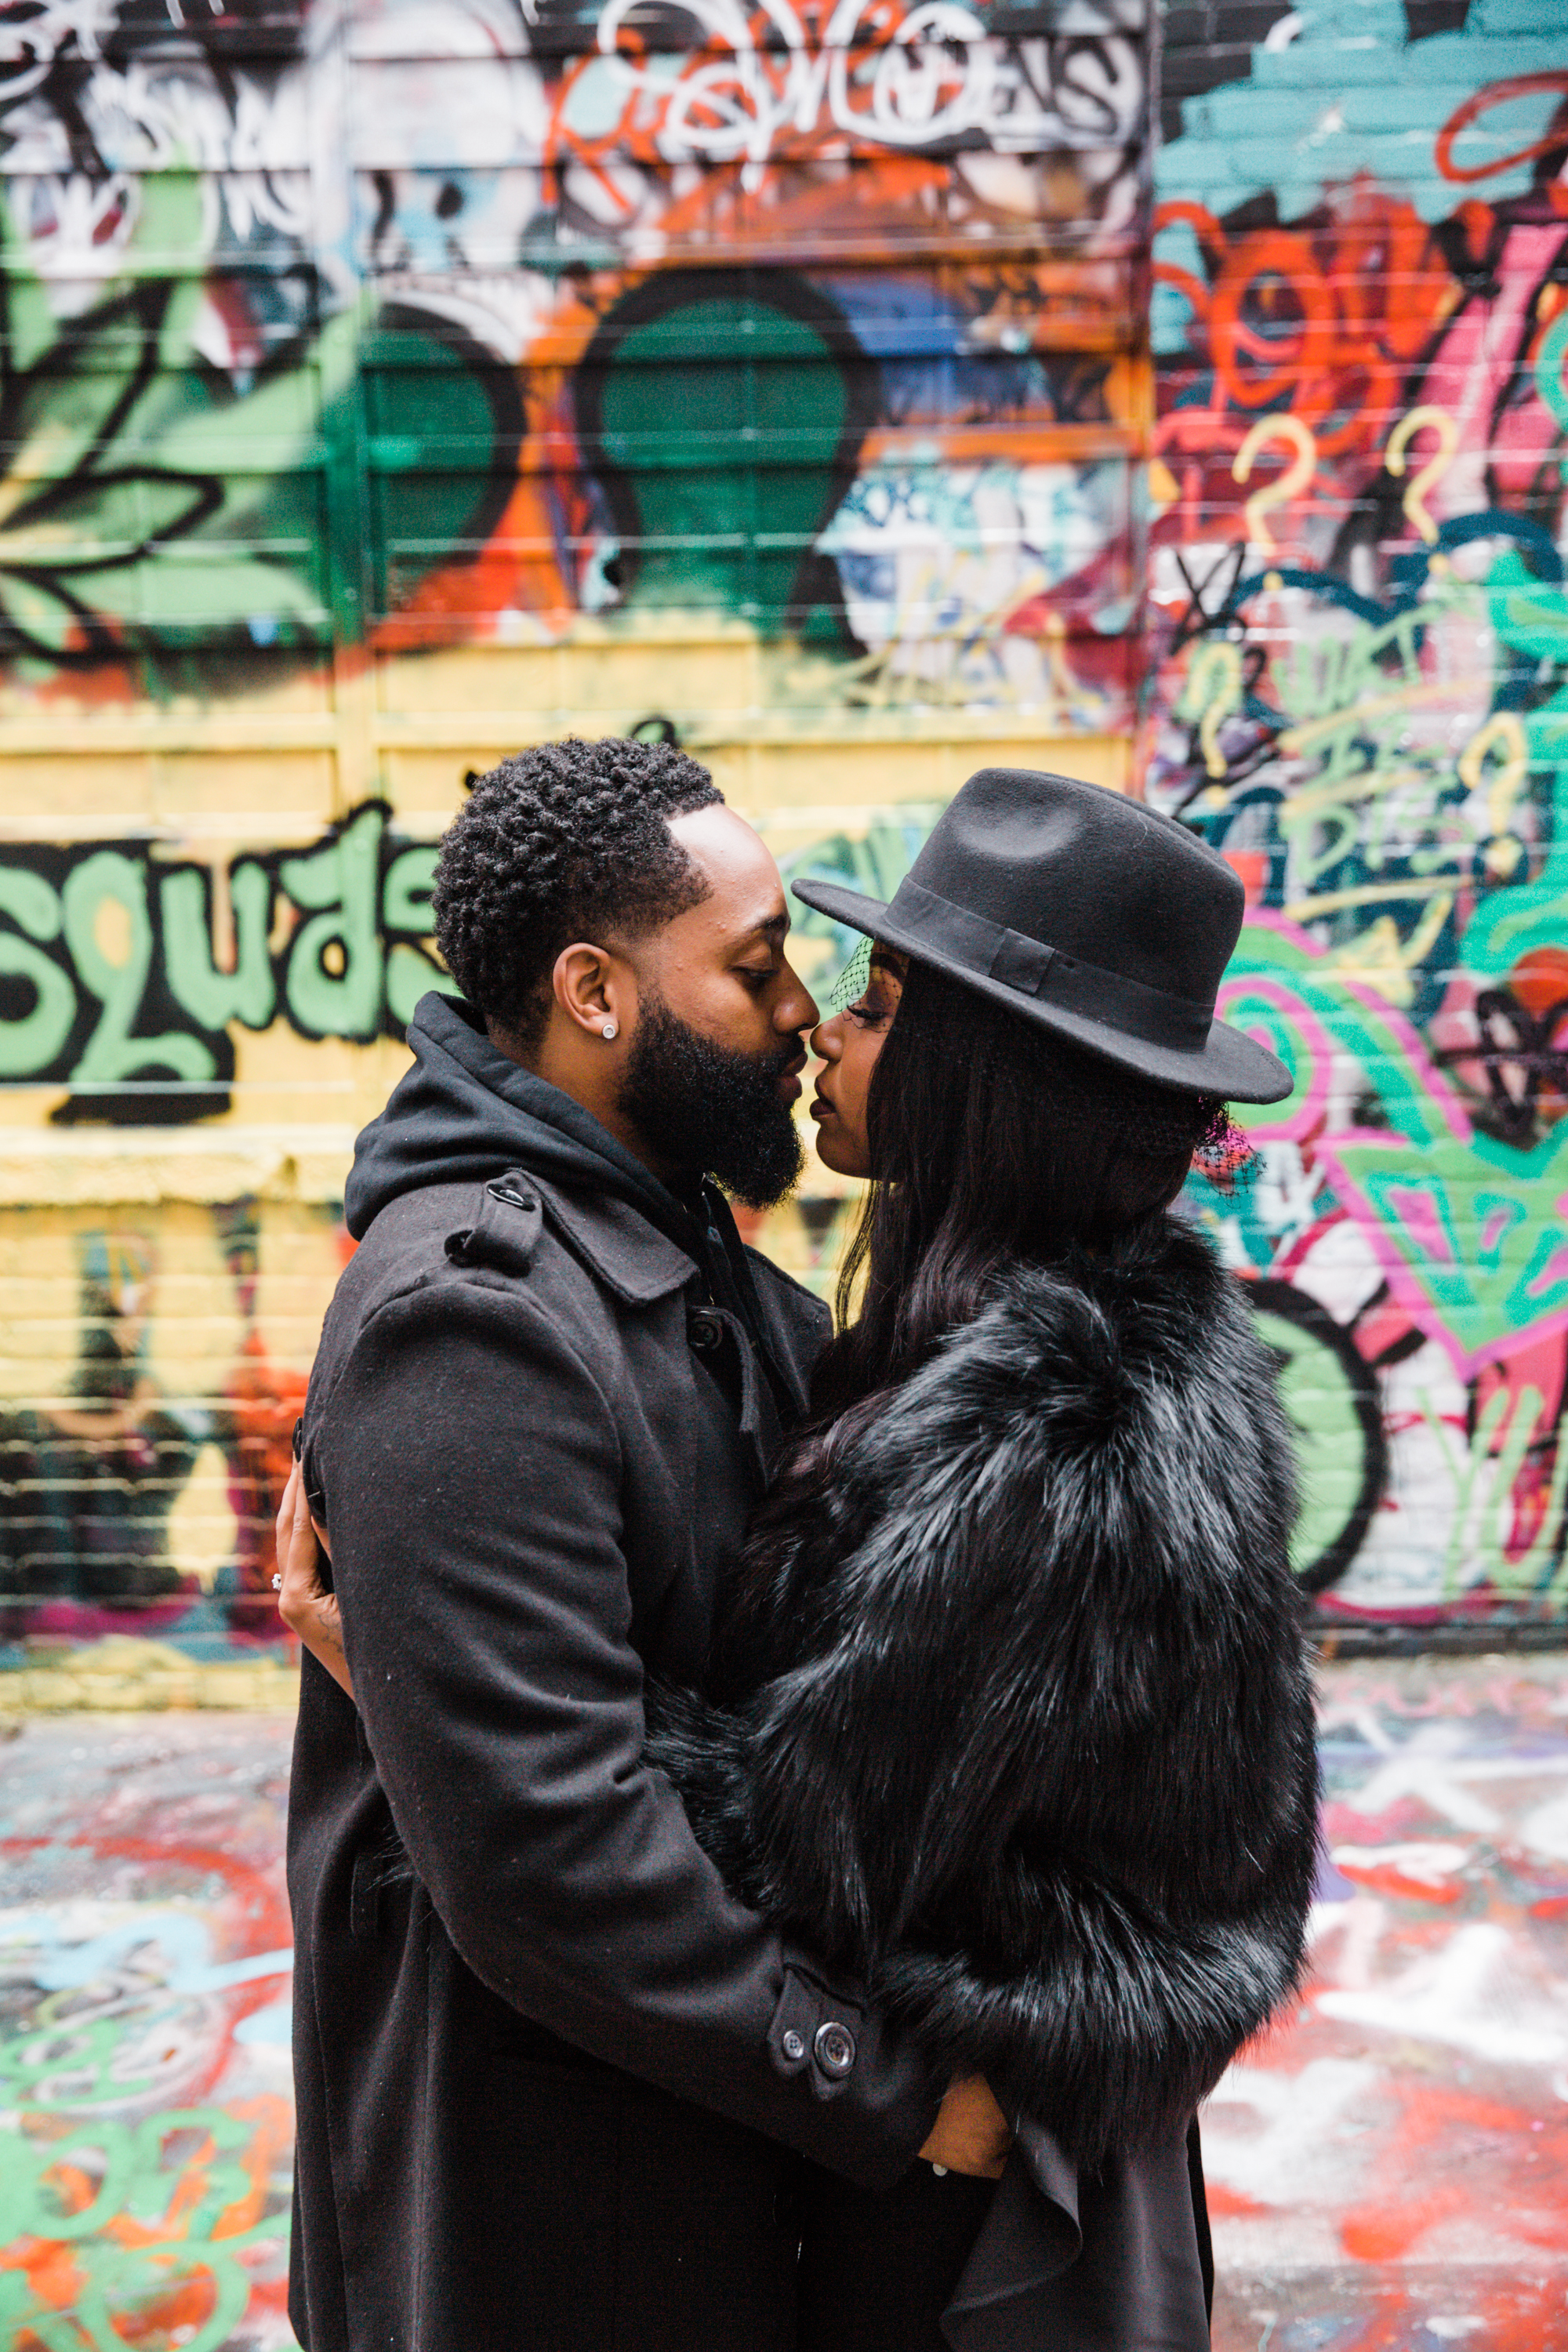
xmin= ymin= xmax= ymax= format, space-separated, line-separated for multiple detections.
xmin=271 ymin=1573 xmax=283 ymax=1590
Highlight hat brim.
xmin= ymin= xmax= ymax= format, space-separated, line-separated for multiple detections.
xmin=792 ymin=878 xmax=1294 ymax=1106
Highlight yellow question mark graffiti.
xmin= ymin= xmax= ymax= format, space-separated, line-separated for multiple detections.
xmin=1179 ymin=641 xmax=1244 ymax=779
xmin=1458 ymin=710 xmax=1528 ymax=877
xmin=1385 ymin=405 xmax=1460 ymax=545
xmin=1232 ymin=414 xmax=1317 ymax=557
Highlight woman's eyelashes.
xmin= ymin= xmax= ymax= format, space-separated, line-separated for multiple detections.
xmin=846 ymin=983 xmax=898 ymax=1029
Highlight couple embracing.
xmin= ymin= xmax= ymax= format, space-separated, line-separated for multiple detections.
xmin=278 ymin=741 xmax=1318 ymax=2352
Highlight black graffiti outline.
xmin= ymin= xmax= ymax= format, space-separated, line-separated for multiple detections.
xmin=1247 ymin=1276 xmax=1388 ymax=1593
xmin=0 ymin=799 xmax=452 ymax=1122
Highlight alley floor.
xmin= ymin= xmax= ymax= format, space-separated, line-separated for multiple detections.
xmin=0 ymin=1655 xmax=1563 ymax=2351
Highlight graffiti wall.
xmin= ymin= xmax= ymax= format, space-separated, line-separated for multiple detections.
xmin=1148 ymin=0 xmax=1568 ymax=1631
xmin=0 ymin=0 xmax=1152 ymax=1655
xmin=5 ymin=0 xmax=1568 ymax=1646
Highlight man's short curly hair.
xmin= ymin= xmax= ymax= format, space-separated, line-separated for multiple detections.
xmin=433 ymin=737 xmax=724 ymax=1046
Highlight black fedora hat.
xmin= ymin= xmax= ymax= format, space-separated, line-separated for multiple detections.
xmin=792 ymin=768 xmax=1292 ymax=1104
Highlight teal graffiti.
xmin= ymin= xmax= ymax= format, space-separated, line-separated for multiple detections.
xmin=1534 ymin=309 xmax=1568 ymax=442
xmin=1230 ymin=924 xmax=1568 ymax=1373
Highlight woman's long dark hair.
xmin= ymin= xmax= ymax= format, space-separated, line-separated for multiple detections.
xmin=812 ymin=956 xmax=1229 ymax=1418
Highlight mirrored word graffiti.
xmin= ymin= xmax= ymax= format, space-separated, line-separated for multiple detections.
xmin=0 ymin=804 xmax=452 ymax=1122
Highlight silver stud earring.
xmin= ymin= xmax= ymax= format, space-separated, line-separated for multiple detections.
xmin=601 ymin=1020 xmax=619 ymax=1040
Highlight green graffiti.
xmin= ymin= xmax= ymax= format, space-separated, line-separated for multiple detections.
xmin=1233 ymin=923 xmax=1568 ymax=1369
xmin=0 ymin=869 xmax=75 ymax=1077
xmin=1255 ymin=1302 xmax=1374 ymax=1580
xmin=0 ymin=802 xmax=457 ymax=1112
xmin=0 ymin=173 xmax=341 ymax=666
xmin=63 ymin=853 xmax=216 ymax=1088
xmin=162 ymin=862 xmax=277 ymax=1032
xmin=0 ymin=147 xmax=521 ymax=674
xmin=281 ymin=804 xmax=387 ymax=1042
xmin=384 ymin=846 xmax=444 ymax=1028
xmin=0 ymin=2096 xmax=281 ymax=2351
xmin=0 ymin=1950 xmax=289 ymax=2352
xmin=579 ymin=278 xmax=869 ymax=635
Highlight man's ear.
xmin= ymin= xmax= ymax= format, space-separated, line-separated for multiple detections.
xmin=553 ymin=942 xmax=634 ymax=1042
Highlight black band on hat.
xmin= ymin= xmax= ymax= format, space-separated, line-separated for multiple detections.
xmin=885 ymin=878 xmax=1214 ymax=1055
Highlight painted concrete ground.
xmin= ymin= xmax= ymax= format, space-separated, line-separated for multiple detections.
xmin=0 ymin=1717 xmax=296 ymax=2352
xmin=1208 ymin=1657 xmax=1568 ymax=2352
xmin=0 ymin=1660 xmax=1563 ymax=2351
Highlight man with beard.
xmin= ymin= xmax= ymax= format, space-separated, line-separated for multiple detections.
xmin=285 ymin=738 xmax=998 ymax=2352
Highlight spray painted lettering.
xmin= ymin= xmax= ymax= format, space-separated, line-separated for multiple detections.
xmin=1148 ymin=2 xmax=1568 ymax=1625
xmin=0 ymin=807 xmax=452 ymax=1117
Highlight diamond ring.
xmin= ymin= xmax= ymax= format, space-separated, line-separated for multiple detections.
xmin=271 ymin=1573 xmax=283 ymax=1591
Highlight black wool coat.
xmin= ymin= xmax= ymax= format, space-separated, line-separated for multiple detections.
xmin=647 ymin=1213 xmax=1320 ymax=2177
xmin=289 ymin=998 xmax=940 ymax=2352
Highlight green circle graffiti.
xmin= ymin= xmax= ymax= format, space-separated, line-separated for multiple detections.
xmin=1248 ymin=1279 xmax=1388 ymax=1594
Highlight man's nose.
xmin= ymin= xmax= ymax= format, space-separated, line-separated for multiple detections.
xmin=775 ymin=960 xmax=818 ymax=1036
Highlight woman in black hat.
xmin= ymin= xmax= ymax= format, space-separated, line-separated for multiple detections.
xmin=646 ymin=766 xmax=1319 ymax=2350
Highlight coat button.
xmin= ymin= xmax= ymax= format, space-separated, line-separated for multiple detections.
xmin=688 ymin=1308 xmax=724 ymax=1352
xmin=781 ymin=2030 xmax=806 ymax=2061
xmin=488 ymin=1182 xmax=538 ymax=1210
xmin=814 ymin=2020 xmax=856 ymax=2078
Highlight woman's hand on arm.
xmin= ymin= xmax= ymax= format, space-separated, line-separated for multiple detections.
xmin=919 ymin=2077 xmax=1012 ymax=2180
xmin=276 ymin=1461 xmax=355 ymax=1700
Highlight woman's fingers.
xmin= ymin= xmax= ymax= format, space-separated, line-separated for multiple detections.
xmin=917 ymin=2077 xmax=1013 ymax=2180
xmin=274 ymin=1459 xmax=302 ymax=1589
xmin=274 ymin=1461 xmax=357 ymax=1701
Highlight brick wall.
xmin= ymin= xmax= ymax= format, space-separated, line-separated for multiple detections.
xmin=1148 ymin=0 xmax=1568 ymax=1628
xmin=1 ymin=0 xmax=1566 ymax=1653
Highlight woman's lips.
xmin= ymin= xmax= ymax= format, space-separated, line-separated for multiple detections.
xmin=809 ymin=1087 xmax=836 ymax=1123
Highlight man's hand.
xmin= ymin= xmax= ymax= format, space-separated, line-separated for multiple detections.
xmin=276 ymin=1461 xmax=356 ymax=1700
xmin=919 ymin=2076 xmax=1012 ymax=2180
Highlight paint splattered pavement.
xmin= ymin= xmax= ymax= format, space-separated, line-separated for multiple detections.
xmin=0 ymin=1661 xmax=1564 ymax=2352
xmin=1209 ymin=1656 xmax=1568 ymax=2352
xmin=0 ymin=1717 xmax=295 ymax=2352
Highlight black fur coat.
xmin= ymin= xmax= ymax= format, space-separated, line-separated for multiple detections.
xmin=646 ymin=1214 xmax=1319 ymax=2171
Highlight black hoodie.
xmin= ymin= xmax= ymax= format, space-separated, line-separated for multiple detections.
xmin=347 ymin=992 xmax=689 ymax=1243
xmin=348 ymin=993 xmax=798 ymax=1414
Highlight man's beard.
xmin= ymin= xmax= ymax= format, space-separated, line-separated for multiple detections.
xmin=618 ymin=997 xmax=804 ymax=1210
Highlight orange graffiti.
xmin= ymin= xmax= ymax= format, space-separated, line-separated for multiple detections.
xmin=1156 ymin=183 xmax=1463 ymax=466
xmin=1436 ymin=71 xmax=1568 ymax=186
